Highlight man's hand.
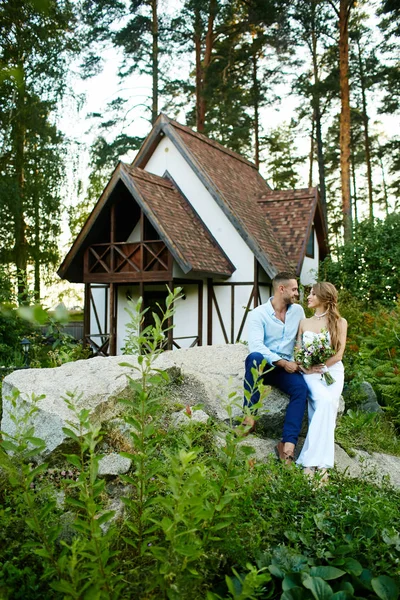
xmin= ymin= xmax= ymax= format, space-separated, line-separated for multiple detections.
xmin=275 ymin=359 xmax=299 ymax=373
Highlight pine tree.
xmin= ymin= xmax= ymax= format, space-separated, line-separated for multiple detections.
xmin=0 ymin=0 xmax=77 ymax=302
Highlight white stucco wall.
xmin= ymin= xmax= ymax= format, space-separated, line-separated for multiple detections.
xmin=300 ymin=228 xmax=319 ymax=285
xmin=89 ymin=285 xmax=109 ymax=348
xmin=116 ymin=286 xmax=141 ymax=354
xmin=144 ymin=136 xmax=255 ymax=282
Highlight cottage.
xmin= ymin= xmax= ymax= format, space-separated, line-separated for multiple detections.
xmin=58 ymin=114 xmax=328 ymax=356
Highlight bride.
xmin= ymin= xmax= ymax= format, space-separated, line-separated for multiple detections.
xmin=295 ymin=282 xmax=347 ymax=482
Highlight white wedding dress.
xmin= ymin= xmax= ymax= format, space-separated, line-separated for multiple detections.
xmin=296 ymin=330 xmax=344 ymax=469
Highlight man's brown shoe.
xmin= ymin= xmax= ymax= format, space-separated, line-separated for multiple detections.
xmin=275 ymin=441 xmax=295 ymax=465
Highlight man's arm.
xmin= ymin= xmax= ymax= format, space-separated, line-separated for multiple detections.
xmin=247 ymin=309 xmax=282 ymax=365
xmin=247 ymin=308 xmax=301 ymax=374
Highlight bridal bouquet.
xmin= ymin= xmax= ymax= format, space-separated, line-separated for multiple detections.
xmin=294 ymin=329 xmax=336 ymax=385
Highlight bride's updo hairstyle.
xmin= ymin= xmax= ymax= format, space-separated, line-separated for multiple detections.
xmin=312 ymin=282 xmax=341 ymax=351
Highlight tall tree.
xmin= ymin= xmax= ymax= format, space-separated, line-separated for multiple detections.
xmin=0 ymin=0 xmax=77 ymax=301
xmin=263 ymin=121 xmax=306 ymax=189
xmin=291 ymin=0 xmax=337 ymax=226
xmin=327 ymin=0 xmax=357 ymax=242
xmin=349 ymin=10 xmax=381 ymax=219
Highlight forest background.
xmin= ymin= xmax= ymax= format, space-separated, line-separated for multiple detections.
xmin=0 ymin=0 xmax=399 ymax=309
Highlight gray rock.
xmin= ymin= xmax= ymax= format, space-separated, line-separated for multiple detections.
xmin=98 ymin=453 xmax=132 ymax=476
xmin=170 ymin=408 xmax=210 ymax=428
xmin=1 ymin=344 xmax=343 ymax=458
xmin=359 ymin=381 xmax=383 ymax=413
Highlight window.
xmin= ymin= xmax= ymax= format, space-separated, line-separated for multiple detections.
xmin=306 ymin=226 xmax=314 ymax=258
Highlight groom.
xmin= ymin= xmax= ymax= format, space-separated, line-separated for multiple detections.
xmin=243 ymin=272 xmax=308 ymax=463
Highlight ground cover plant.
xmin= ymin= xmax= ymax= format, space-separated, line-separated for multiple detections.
xmin=0 ymin=290 xmax=399 ymax=599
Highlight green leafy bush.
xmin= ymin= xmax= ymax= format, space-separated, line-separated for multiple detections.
xmin=321 ymin=213 xmax=400 ymax=306
xmin=1 ymin=290 xmax=400 ymax=599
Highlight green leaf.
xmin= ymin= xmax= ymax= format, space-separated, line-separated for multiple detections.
xmin=342 ymin=558 xmax=363 ymax=577
xmin=96 ymin=511 xmax=115 ymax=526
xmin=65 ymin=454 xmax=82 ymax=469
xmin=281 ymin=587 xmax=307 ymax=600
xmin=268 ymin=564 xmax=284 ymax=578
xmin=62 ymin=427 xmax=79 ymax=442
xmin=310 ymin=566 xmax=346 ymax=580
xmin=26 ymin=436 xmax=46 ymax=448
xmin=371 ymin=576 xmax=399 ymax=600
xmin=302 ymin=575 xmax=333 ymax=600
xmin=283 ymin=574 xmax=303 ymax=590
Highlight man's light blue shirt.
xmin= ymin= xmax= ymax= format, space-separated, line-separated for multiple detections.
xmin=247 ymin=298 xmax=305 ymax=365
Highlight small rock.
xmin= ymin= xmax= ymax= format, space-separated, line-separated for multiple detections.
xmin=170 ymin=408 xmax=210 ymax=428
xmin=98 ymin=453 xmax=131 ymax=476
xmin=359 ymin=381 xmax=383 ymax=413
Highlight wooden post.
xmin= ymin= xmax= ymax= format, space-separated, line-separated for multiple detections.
xmin=83 ymin=283 xmax=90 ymax=348
xmin=110 ymin=204 xmax=116 ymax=273
xmin=207 ymin=278 xmax=213 ymax=345
xmin=109 ymin=283 xmax=116 ymax=356
xmin=198 ymin=281 xmax=203 ymax=346
xmin=231 ymin=285 xmax=235 ymax=343
xmin=167 ymin=279 xmax=174 ymax=350
xmin=254 ymin=258 xmax=259 ymax=308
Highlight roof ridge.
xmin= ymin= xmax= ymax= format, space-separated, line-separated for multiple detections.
xmin=124 ymin=164 xmax=174 ymax=190
xmin=167 ymin=118 xmax=259 ymax=170
xmin=257 ymin=196 xmax=316 ymax=203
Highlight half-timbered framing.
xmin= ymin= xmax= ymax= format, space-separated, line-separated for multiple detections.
xmin=58 ymin=114 xmax=328 ymax=356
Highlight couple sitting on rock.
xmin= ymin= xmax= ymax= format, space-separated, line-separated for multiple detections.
xmin=243 ymin=272 xmax=347 ymax=482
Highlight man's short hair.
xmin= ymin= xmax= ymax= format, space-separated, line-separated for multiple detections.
xmin=272 ymin=272 xmax=297 ymax=289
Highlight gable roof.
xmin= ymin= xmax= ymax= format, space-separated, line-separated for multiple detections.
xmin=58 ymin=163 xmax=234 ymax=282
xmin=256 ymin=188 xmax=329 ymax=275
xmin=132 ymin=114 xmax=294 ymax=277
xmin=121 ymin=165 xmax=234 ymax=276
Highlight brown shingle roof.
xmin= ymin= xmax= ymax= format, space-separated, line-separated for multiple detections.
xmin=256 ymin=188 xmax=320 ymax=275
xmin=165 ymin=118 xmax=293 ymax=275
xmin=122 ymin=164 xmax=234 ymax=276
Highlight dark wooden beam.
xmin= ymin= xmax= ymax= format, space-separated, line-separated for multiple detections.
xmin=109 ymin=283 xmax=116 ymax=356
xmin=231 ymin=285 xmax=235 ymax=343
xmin=83 ymin=283 xmax=90 ymax=349
xmin=198 ymin=281 xmax=203 ymax=346
xmin=236 ymin=285 xmax=254 ymax=342
xmin=207 ymin=278 xmax=213 ymax=345
xmin=254 ymin=258 xmax=259 ymax=308
xmin=212 ymin=287 xmax=229 ymax=344
xmin=167 ymin=279 xmax=174 ymax=350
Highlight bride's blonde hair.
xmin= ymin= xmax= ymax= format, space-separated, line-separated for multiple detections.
xmin=312 ymin=282 xmax=341 ymax=351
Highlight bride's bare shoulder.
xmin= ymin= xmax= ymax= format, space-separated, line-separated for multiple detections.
xmin=299 ymin=317 xmax=312 ymax=330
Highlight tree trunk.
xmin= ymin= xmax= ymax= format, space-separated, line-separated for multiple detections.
xmin=338 ymin=0 xmax=352 ymax=241
xmin=378 ymin=152 xmax=389 ymax=216
xmin=13 ymin=65 xmax=28 ymax=303
xmin=252 ymin=48 xmax=260 ymax=169
xmin=195 ymin=0 xmax=216 ymax=132
xmin=151 ymin=0 xmax=158 ymax=124
xmin=194 ymin=6 xmax=204 ymax=132
xmin=356 ymin=37 xmax=374 ymax=219
xmin=350 ymin=127 xmax=358 ymax=227
xmin=310 ymin=8 xmax=327 ymax=225
xmin=308 ymin=111 xmax=315 ymax=188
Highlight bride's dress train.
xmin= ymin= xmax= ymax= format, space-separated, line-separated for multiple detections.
xmin=296 ymin=331 xmax=344 ymax=469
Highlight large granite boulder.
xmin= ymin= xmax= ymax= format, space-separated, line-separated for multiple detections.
xmin=1 ymin=344 xmax=343 ymax=459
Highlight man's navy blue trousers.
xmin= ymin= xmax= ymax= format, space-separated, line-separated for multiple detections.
xmin=243 ymin=352 xmax=308 ymax=445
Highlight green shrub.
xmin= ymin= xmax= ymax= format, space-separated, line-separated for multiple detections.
xmin=321 ymin=213 xmax=400 ymax=306
xmin=1 ymin=290 xmax=400 ymax=599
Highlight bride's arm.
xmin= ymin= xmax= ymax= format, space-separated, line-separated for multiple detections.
xmin=295 ymin=319 xmax=304 ymax=351
xmin=325 ymin=318 xmax=348 ymax=367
